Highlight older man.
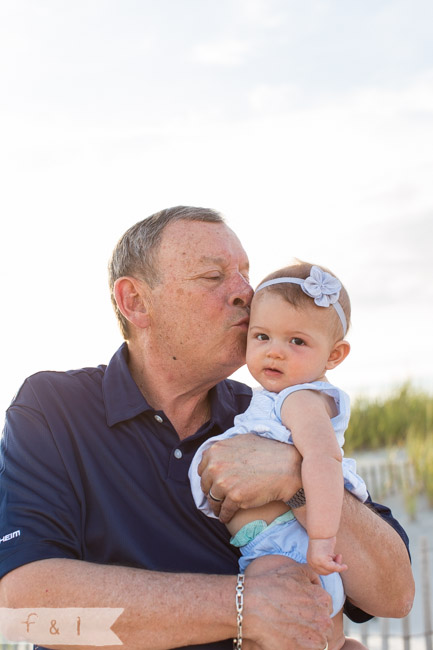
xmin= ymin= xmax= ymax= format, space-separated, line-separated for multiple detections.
xmin=0 ymin=206 xmax=413 ymax=650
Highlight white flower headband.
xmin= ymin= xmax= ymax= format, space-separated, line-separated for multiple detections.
xmin=255 ymin=265 xmax=347 ymax=336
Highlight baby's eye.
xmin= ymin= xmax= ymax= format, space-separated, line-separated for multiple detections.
xmin=257 ymin=333 xmax=269 ymax=341
xmin=290 ymin=337 xmax=305 ymax=346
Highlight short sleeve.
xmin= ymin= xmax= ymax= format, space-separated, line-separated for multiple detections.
xmin=274 ymin=382 xmax=323 ymax=420
xmin=0 ymin=379 xmax=82 ymax=579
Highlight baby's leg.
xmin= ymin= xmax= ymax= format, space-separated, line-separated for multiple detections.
xmin=328 ymin=609 xmax=346 ymax=650
xmin=241 ymin=639 xmax=261 ymax=650
xmin=329 ymin=610 xmax=368 ymax=650
xmin=240 ymin=555 xmax=287 ymax=650
xmin=341 ymin=638 xmax=369 ymax=650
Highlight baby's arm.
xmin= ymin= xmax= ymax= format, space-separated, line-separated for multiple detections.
xmin=307 ymin=537 xmax=346 ymax=575
xmin=280 ymin=389 xmax=346 ymax=575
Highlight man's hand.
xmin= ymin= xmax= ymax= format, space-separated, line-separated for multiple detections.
xmin=198 ymin=434 xmax=302 ymax=523
xmin=244 ymin=555 xmax=333 ymax=650
xmin=0 ymin=556 xmax=332 ymax=650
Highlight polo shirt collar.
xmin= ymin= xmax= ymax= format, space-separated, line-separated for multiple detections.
xmin=208 ymin=381 xmax=246 ymax=432
xmin=103 ymin=343 xmax=153 ymax=426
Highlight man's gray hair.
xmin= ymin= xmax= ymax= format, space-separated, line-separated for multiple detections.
xmin=108 ymin=205 xmax=225 ymax=339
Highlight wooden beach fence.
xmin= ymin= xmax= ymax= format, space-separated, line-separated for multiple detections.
xmin=357 ymin=459 xmax=417 ymax=502
xmin=344 ymin=535 xmax=432 ymax=650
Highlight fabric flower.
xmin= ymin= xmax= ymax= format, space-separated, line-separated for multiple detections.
xmin=301 ymin=266 xmax=342 ymax=308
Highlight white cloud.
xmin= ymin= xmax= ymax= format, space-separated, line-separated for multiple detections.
xmin=1 ymin=3 xmax=433 ymax=410
xmin=236 ymin=0 xmax=286 ymax=28
xmin=249 ymin=83 xmax=302 ymax=113
xmin=192 ymin=38 xmax=251 ymax=66
xmin=346 ymin=69 xmax=433 ymax=115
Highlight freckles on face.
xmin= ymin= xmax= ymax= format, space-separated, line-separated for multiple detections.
xmin=146 ymin=220 xmax=250 ymax=373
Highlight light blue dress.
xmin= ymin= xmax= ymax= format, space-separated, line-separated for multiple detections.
xmin=188 ymin=381 xmax=368 ymax=617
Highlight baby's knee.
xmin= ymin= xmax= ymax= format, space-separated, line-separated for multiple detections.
xmin=340 ymin=638 xmax=368 ymax=650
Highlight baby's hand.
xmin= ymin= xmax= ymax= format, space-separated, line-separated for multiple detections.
xmin=307 ymin=537 xmax=348 ymax=575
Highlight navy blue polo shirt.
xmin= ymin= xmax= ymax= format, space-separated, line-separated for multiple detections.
xmin=0 ymin=344 xmax=409 ymax=648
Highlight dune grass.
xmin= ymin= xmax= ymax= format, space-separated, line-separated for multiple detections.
xmin=345 ymin=383 xmax=433 ymax=505
xmin=346 ymin=383 xmax=433 ymax=453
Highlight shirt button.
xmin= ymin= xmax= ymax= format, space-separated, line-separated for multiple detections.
xmin=154 ymin=415 xmax=163 ymax=423
xmin=174 ymin=449 xmax=183 ymax=459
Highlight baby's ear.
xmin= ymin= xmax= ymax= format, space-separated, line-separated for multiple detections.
xmin=326 ymin=340 xmax=351 ymax=370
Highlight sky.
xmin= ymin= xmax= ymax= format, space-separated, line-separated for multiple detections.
xmin=1 ymin=0 xmax=433 ymax=417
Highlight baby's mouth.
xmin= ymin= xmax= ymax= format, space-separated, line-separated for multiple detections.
xmin=264 ymin=367 xmax=283 ymax=375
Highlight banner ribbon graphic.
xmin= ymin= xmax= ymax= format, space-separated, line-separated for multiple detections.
xmin=0 ymin=608 xmax=124 ymax=646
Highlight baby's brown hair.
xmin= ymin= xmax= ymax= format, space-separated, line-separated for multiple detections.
xmin=255 ymin=261 xmax=351 ymax=340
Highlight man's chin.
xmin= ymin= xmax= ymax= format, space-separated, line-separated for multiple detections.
xmin=213 ymin=336 xmax=247 ymax=380
xmin=222 ymin=351 xmax=247 ymax=378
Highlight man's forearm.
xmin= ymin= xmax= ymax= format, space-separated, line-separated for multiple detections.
xmin=0 ymin=558 xmax=236 ymax=650
xmin=0 ymin=556 xmax=333 ymax=650
xmin=295 ymin=491 xmax=414 ymax=618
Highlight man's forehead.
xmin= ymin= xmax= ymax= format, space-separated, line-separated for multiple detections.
xmin=159 ymin=220 xmax=247 ymax=260
xmin=161 ymin=219 xmax=228 ymax=241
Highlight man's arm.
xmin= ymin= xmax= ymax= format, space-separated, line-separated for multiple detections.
xmin=1 ymin=383 xmax=332 ymax=650
xmin=0 ymin=557 xmax=332 ymax=650
xmin=294 ymin=491 xmax=414 ymax=618
xmin=198 ymin=434 xmax=414 ymax=619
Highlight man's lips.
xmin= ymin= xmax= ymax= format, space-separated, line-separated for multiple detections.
xmin=232 ymin=316 xmax=250 ymax=329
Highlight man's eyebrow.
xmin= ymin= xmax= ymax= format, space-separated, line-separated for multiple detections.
xmin=197 ymin=256 xmax=250 ymax=272
xmin=198 ymin=256 xmax=225 ymax=264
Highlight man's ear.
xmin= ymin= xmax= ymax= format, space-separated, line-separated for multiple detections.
xmin=113 ymin=276 xmax=150 ymax=330
xmin=325 ymin=340 xmax=351 ymax=370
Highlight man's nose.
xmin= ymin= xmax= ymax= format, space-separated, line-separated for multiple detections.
xmin=230 ymin=275 xmax=254 ymax=307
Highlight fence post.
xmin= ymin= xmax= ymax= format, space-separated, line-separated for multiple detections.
xmin=421 ymin=536 xmax=432 ymax=650
xmin=360 ymin=619 xmax=369 ymax=648
xmin=370 ymin=465 xmax=380 ymax=499
xmin=402 ymin=613 xmax=410 ymax=650
xmin=381 ymin=617 xmax=389 ymax=650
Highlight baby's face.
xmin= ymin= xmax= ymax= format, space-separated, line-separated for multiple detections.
xmin=246 ymin=292 xmax=337 ymax=392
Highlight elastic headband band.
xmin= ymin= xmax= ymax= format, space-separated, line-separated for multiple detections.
xmin=256 ymin=265 xmax=347 ymax=336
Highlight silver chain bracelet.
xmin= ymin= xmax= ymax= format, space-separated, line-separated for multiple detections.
xmin=233 ymin=573 xmax=245 ymax=649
